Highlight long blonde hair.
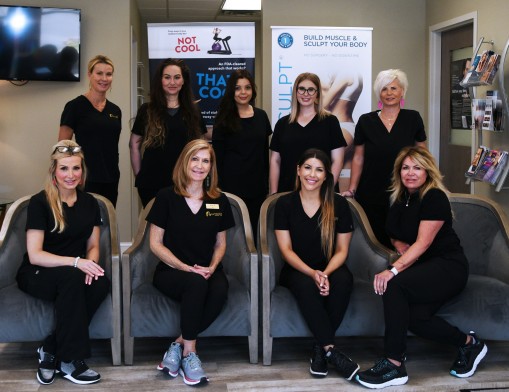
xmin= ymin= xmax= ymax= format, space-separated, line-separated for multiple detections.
xmin=44 ymin=140 xmax=87 ymax=233
xmin=172 ymin=140 xmax=220 ymax=200
xmin=389 ymin=146 xmax=449 ymax=205
xmin=295 ymin=149 xmax=336 ymax=261
xmin=288 ymin=73 xmax=330 ymax=123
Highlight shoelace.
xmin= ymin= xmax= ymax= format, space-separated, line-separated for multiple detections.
xmin=186 ymin=354 xmax=202 ymax=370
xmin=455 ymin=347 xmax=467 ymax=366
xmin=372 ymin=358 xmax=391 ymax=372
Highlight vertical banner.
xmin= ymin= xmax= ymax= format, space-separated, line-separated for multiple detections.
xmin=272 ymin=26 xmax=372 ymax=181
xmin=147 ymin=22 xmax=255 ymax=126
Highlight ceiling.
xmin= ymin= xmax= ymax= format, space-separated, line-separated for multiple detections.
xmin=136 ymin=0 xmax=261 ymax=24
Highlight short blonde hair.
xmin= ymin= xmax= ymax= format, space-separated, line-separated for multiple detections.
xmin=88 ymin=54 xmax=114 ymax=74
xmin=373 ymin=69 xmax=408 ymax=100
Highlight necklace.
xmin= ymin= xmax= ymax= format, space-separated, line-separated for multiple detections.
xmin=405 ymin=192 xmax=411 ymax=207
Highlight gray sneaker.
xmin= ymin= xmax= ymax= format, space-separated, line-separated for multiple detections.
xmin=36 ymin=346 xmax=57 ymax=385
xmin=179 ymin=352 xmax=208 ymax=386
xmin=58 ymin=359 xmax=101 ymax=384
xmin=157 ymin=342 xmax=182 ymax=377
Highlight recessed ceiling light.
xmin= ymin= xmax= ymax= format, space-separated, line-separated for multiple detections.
xmin=221 ymin=0 xmax=261 ymax=11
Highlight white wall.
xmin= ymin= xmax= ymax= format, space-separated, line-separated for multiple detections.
xmin=0 ymin=0 xmax=133 ymax=241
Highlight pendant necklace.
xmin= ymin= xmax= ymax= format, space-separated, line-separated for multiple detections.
xmin=405 ymin=192 xmax=411 ymax=207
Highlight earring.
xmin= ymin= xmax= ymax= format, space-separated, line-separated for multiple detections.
xmin=377 ymin=101 xmax=383 ymax=109
xmin=400 ymin=98 xmax=405 ymax=108
xmin=205 ymin=175 xmax=211 ymax=190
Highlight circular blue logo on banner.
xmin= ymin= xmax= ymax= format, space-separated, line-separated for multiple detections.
xmin=278 ymin=33 xmax=293 ymax=48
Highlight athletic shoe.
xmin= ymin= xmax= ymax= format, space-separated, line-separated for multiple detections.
xmin=58 ymin=359 xmax=101 ymax=384
xmin=179 ymin=352 xmax=208 ymax=386
xmin=309 ymin=343 xmax=328 ymax=377
xmin=36 ymin=346 xmax=57 ymax=385
xmin=450 ymin=332 xmax=488 ymax=378
xmin=326 ymin=346 xmax=359 ymax=380
xmin=356 ymin=358 xmax=408 ymax=389
xmin=157 ymin=342 xmax=183 ymax=378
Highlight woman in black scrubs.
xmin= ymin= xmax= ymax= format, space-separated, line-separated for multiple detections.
xmin=148 ymin=139 xmax=234 ymax=386
xmin=274 ymin=148 xmax=359 ymax=382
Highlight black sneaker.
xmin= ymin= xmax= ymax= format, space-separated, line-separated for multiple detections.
xmin=450 ymin=332 xmax=488 ymax=378
xmin=58 ymin=359 xmax=101 ymax=384
xmin=36 ymin=346 xmax=57 ymax=385
xmin=356 ymin=358 xmax=408 ymax=389
xmin=309 ymin=343 xmax=328 ymax=377
xmin=326 ymin=346 xmax=359 ymax=380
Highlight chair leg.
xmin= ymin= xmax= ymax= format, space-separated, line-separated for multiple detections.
xmin=124 ymin=335 xmax=134 ymax=365
xmin=248 ymin=333 xmax=258 ymax=364
xmin=110 ymin=335 xmax=121 ymax=366
xmin=263 ymin=335 xmax=273 ymax=366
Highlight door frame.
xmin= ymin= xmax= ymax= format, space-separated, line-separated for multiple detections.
xmin=428 ymin=12 xmax=477 ymax=170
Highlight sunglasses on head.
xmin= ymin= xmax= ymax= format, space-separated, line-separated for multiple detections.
xmin=53 ymin=145 xmax=82 ymax=155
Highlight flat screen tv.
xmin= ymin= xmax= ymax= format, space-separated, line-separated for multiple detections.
xmin=0 ymin=5 xmax=81 ymax=82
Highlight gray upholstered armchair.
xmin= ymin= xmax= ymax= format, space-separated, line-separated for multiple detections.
xmin=122 ymin=192 xmax=258 ymax=365
xmin=435 ymin=194 xmax=509 ymax=340
xmin=260 ymin=193 xmax=394 ymax=365
xmin=0 ymin=193 xmax=121 ymax=365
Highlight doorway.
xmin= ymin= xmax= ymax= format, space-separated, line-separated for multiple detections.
xmin=440 ymin=24 xmax=473 ymax=192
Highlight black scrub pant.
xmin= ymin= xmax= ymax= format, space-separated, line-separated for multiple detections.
xmin=153 ymin=266 xmax=228 ymax=341
xmin=137 ymin=187 xmax=160 ymax=208
xmin=16 ymin=265 xmax=110 ymax=361
xmin=280 ymin=265 xmax=353 ymax=346
xmin=383 ymin=254 xmax=469 ymax=362
xmin=356 ymin=198 xmax=392 ymax=249
xmin=85 ymin=180 xmax=119 ymax=208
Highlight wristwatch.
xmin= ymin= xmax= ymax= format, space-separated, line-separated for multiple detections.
xmin=387 ymin=265 xmax=399 ymax=276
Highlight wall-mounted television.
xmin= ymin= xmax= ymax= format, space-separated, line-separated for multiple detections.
xmin=0 ymin=5 xmax=81 ymax=82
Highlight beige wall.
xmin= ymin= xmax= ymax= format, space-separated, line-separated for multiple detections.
xmin=426 ymin=0 xmax=509 ymax=213
xmin=0 ymin=0 xmax=133 ymax=241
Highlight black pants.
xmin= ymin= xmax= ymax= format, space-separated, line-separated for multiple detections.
xmin=356 ymin=198 xmax=392 ymax=249
xmin=137 ymin=187 xmax=160 ymax=208
xmin=280 ymin=265 xmax=353 ymax=346
xmin=85 ymin=180 xmax=119 ymax=207
xmin=241 ymin=195 xmax=266 ymax=245
xmin=153 ymin=265 xmax=228 ymax=341
xmin=16 ymin=265 xmax=110 ymax=361
xmin=383 ymin=255 xmax=469 ymax=361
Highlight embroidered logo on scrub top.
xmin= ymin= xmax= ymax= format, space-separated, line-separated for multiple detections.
xmin=109 ymin=114 xmax=119 ymax=119
xmin=205 ymin=204 xmax=222 ymax=217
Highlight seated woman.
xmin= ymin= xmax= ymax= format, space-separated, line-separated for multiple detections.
xmin=16 ymin=140 xmax=109 ymax=385
xmin=274 ymin=148 xmax=359 ymax=381
xmin=356 ymin=146 xmax=487 ymax=389
xmin=147 ymin=139 xmax=235 ymax=386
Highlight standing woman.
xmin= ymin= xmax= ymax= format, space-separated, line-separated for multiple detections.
xmin=148 ymin=140 xmax=235 ymax=386
xmin=213 ymin=69 xmax=272 ymax=236
xmin=356 ymin=146 xmax=487 ymax=389
xmin=342 ymin=69 xmax=426 ymax=248
xmin=270 ymin=72 xmax=346 ymax=194
xmin=130 ymin=58 xmax=206 ymax=207
xmin=59 ymin=55 xmax=122 ymax=207
xmin=274 ymin=148 xmax=359 ymax=381
xmin=16 ymin=140 xmax=110 ymax=385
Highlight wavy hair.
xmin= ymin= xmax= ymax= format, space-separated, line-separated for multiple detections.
xmin=295 ymin=148 xmax=336 ymax=261
xmin=389 ymin=146 xmax=449 ymax=205
xmin=172 ymin=139 xmax=220 ymax=200
xmin=289 ymin=72 xmax=330 ymax=123
xmin=214 ymin=69 xmax=257 ymax=133
xmin=143 ymin=58 xmax=202 ymax=149
xmin=44 ymin=140 xmax=87 ymax=233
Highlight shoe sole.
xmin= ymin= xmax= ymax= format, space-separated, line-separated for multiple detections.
xmin=309 ymin=358 xmax=328 ymax=377
xmin=179 ymin=368 xmax=209 ymax=386
xmin=450 ymin=343 xmax=488 ymax=378
xmin=345 ymin=364 xmax=360 ymax=381
xmin=356 ymin=374 xmax=409 ymax=389
xmin=61 ymin=373 xmax=101 ymax=385
xmin=157 ymin=364 xmax=179 ymax=378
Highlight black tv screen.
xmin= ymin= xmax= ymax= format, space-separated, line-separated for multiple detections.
xmin=0 ymin=5 xmax=81 ymax=82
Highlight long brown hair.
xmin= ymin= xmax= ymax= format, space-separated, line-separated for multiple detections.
xmin=44 ymin=140 xmax=87 ymax=233
xmin=172 ymin=140 xmax=221 ymax=200
xmin=143 ymin=59 xmax=202 ymax=149
xmin=295 ymin=148 xmax=336 ymax=260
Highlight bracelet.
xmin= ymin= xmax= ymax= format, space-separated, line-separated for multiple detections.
xmin=74 ymin=256 xmax=80 ymax=268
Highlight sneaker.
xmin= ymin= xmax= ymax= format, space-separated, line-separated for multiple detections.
xmin=326 ymin=346 xmax=359 ymax=380
xmin=179 ymin=352 xmax=209 ymax=386
xmin=450 ymin=332 xmax=488 ymax=378
xmin=58 ymin=359 xmax=101 ymax=384
xmin=309 ymin=343 xmax=328 ymax=377
xmin=36 ymin=346 xmax=57 ymax=385
xmin=157 ymin=342 xmax=183 ymax=378
xmin=356 ymin=358 xmax=408 ymax=389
